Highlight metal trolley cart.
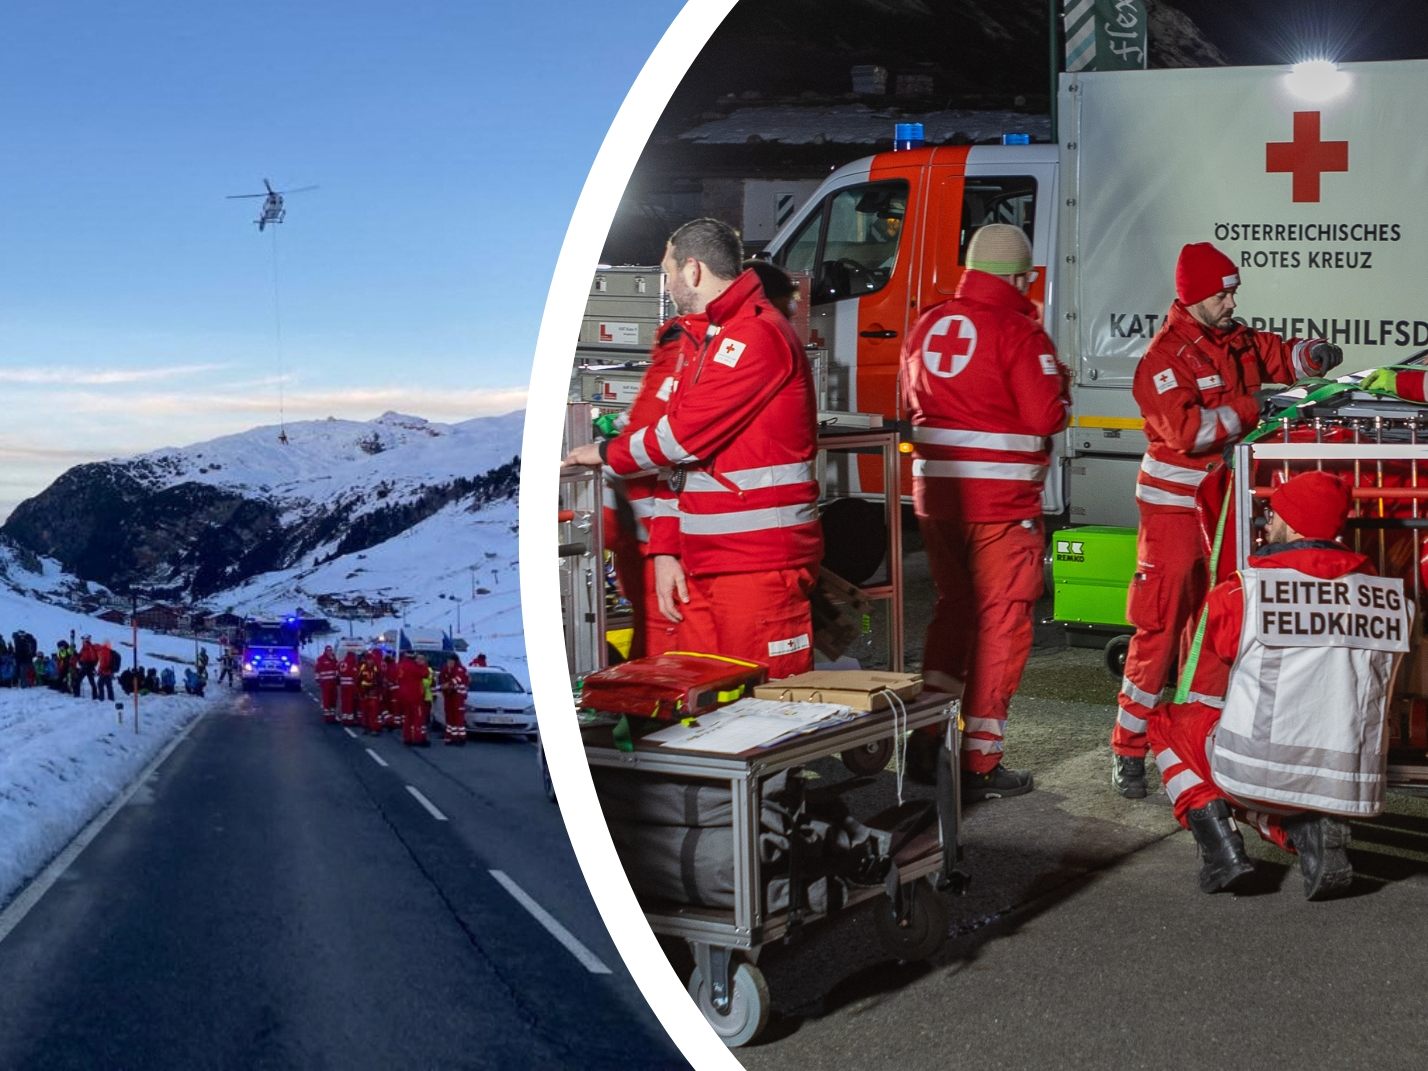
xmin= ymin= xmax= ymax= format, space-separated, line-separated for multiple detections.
xmin=1232 ymin=385 xmax=1428 ymax=787
xmin=582 ymin=693 xmax=964 ymax=1046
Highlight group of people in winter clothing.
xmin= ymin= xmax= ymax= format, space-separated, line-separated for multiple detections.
xmin=313 ymin=645 xmax=471 ymax=746
xmin=1 ymin=631 xmax=123 ymax=698
xmin=0 ymin=630 xmax=210 ymax=700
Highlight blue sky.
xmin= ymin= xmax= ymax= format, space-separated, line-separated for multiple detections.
xmin=0 ymin=0 xmax=686 ymax=516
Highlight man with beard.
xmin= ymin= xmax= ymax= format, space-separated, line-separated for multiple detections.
xmin=1112 ymin=242 xmax=1344 ymax=799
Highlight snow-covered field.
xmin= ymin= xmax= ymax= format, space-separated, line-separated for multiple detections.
xmin=0 ymin=411 xmax=529 ymax=915
xmin=0 ymin=584 xmax=223 ymax=912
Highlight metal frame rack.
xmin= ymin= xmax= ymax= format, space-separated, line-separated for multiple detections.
xmin=816 ymin=423 xmax=906 ymax=670
xmin=583 ymin=693 xmax=961 ymax=1046
xmin=1232 ymin=396 xmax=1428 ymax=787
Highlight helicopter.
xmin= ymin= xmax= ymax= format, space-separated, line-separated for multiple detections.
xmin=226 ymin=178 xmax=317 ymax=231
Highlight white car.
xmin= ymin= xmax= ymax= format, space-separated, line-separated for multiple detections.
xmin=458 ymin=667 xmax=537 ymax=739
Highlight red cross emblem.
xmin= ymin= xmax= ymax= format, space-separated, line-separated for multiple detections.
xmin=1266 ymin=111 xmax=1348 ymax=203
xmin=922 ymin=315 xmax=977 ymax=378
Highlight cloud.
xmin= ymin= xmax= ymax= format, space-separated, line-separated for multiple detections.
xmin=0 ymin=444 xmax=113 ymax=463
xmin=53 ymin=385 xmax=529 ymax=421
xmin=0 ymin=363 xmax=226 ymax=385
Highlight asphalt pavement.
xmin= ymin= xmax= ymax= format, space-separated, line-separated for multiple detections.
xmin=723 ymin=548 xmax=1428 ymax=1069
xmin=0 ymin=678 xmax=687 ymax=1070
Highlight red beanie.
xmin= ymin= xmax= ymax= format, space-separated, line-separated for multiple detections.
xmin=1270 ymin=470 xmax=1353 ymax=541
xmin=1176 ymin=242 xmax=1241 ymax=305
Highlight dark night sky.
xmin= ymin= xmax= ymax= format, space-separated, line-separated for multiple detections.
xmin=1170 ymin=0 xmax=1428 ymax=65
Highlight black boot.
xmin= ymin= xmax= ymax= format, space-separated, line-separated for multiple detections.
xmin=1112 ymin=755 xmax=1147 ymax=799
xmin=1186 ymin=799 xmax=1255 ymax=893
xmin=1284 ymin=813 xmax=1353 ymax=901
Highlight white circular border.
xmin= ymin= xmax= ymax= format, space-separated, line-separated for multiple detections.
xmin=518 ymin=2 xmax=748 ymax=1069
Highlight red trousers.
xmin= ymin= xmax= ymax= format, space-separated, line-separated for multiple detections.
xmin=611 ymin=541 xmax=678 ymax=659
xmin=338 ymin=682 xmax=358 ymax=720
xmin=319 ymin=678 xmax=338 ymax=713
xmin=1146 ymin=701 xmax=1293 ymax=851
xmin=920 ymin=516 xmax=1043 ymax=774
xmin=678 ymin=567 xmax=816 ymax=679
xmin=361 ymin=693 xmax=382 ymax=733
xmin=442 ymin=692 xmax=466 ymax=744
xmin=1114 ymin=509 xmax=1208 ymax=758
xmin=400 ymin=687 xmax=427 ymax=745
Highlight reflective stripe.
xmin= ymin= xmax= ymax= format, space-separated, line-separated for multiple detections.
xmin=1116 ymin=707 xmax=1149 ymax=734
xmin=1135 ymin=484 xmax=1197 ymax=509
xmin=683 ymin=461 xmax=816 ymax=493
xmin=912 ymin=459 xmax=1047 ymax=482
xmin=1291 ymin=338 xmax=1316 ymax=380
xmin=1119 ymin=677 xmax=1161 ymax=712
xmin=963 ymin=716 xmax=1005 ymax=735
xmin=1192 ymin=408 xmax=1220 ymax=451
xmin=628 ymin=497 xmax=660 ymax=518
xmin=651 ymin=497 xmax=680 ymax=519
xmin=963 ymin=736 xmax=1005 ymax=755
xmin=654 ymin=415 xmax=694 ymax=465
xmin=1215 ymin=404 xmax=1242 ymax=441
xmin=628 ymin=428 xmax=655 ymax=472
xmin=1163 ymin=768 xmax=1202 ymax=803
xmin=1184 ymin=691 xmax=1225 ymax=709
xmin=1139 ymin=456 xmax=1207 ymax=488
xmin=602 ymin=485 xmax=620 ymax=511
xmin=910 ymin=426 xmax=1046 ymax=452
xmin=1153 ymin=748 xmax=1183 ymax=777
xmin=679 ymin=502 xmax=819 ymax=536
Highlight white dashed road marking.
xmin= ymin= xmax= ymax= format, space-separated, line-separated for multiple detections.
xmin=405 ymin=785 xmax=448 ymax=821
xmin=489 ymin=869 xmax=612 ymax=975
xmin=365 ymin=748 xmax=389 ymax=768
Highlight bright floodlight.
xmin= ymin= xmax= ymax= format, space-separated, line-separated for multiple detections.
xmin=1287 ymin=60 xmax=1350 ymax=102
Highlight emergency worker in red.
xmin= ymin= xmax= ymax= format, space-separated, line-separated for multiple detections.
xmin=439 ymin=654 xmax=469 ymax=745
xmin=1113 ymin=242 xmax=1343 ymax=798
xmin=337 ymin=651 xmax=359 ymax=724
xmin=600 ymin=315 xmax=704 ymax=659
xmin=903 ymin=223 xmax=1071 ymax=800
xmin=398 ymin=653 xmax=429 ymax=746
xmin=1145 ymin=472 xmax=1398 ymax=899
xmin=315 ymin=645 xmax=339 ymax=722
xmin=358 ymin=653 xmax=383 ymax=735
xmin=565 ymin=218 xmax=822 ymax=679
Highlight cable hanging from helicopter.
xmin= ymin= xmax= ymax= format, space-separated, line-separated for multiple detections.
xmin=227 ymin=179 xmax=318 ymax=444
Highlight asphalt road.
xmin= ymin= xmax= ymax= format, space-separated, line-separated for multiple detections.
xmin=0 ymin=678 xmax=687 ymax=1070
xmin=717 ymin=549 xmax=1428 ymax=1067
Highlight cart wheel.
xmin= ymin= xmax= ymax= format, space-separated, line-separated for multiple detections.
xmin=687 ymin=962 xmax=770 ymax=1047
xmin=1104 ymin=634 xmax=1131 ymax=679
xmin=873 ymin=879 xmax=949 ymax=962
xmin=841 ymin=736 xmax=893 ymax=776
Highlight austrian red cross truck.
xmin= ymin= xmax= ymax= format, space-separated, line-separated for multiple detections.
xmin=761 ymin=59 xmax=1428 ymax=627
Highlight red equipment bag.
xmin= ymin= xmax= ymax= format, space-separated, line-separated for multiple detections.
xmin=579 ymin=652 xmax=769 ymax=721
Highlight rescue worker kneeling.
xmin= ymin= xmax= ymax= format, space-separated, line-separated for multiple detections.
xmin=1146 ymin=470 xmax=1412 ymax=899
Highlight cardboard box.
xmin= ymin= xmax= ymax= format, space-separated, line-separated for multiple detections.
xmin=754 ymin=670 xmax=923 ymax=711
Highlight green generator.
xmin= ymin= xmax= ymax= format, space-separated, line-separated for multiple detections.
xmin=1049 ymin=525 xmax=1137 ymax=676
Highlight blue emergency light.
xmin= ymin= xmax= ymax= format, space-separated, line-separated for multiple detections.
xmin=894 ymin=122 xmax=925 ymax=151
xmin=1002 ymin=132 xmax=1031 ymax=145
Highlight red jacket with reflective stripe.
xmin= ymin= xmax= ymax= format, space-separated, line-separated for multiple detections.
xmin=1184 ymin=543 xmax=1373 ymax=703
xmin=1134 ymin=303 xmax=1324 ymax=514
xmin=902 ymin=270 xmax=1070 ymax=522
xmin=602 ymin=315 xmax=705 ymax=559
xmin=604 ymin=269 xmax=821 ymax=577
xmin=316 ymin=651 xmax=338 ymax=681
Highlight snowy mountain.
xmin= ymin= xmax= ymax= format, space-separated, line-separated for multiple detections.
xmin=1 ymin=411 xmax=522 ymax=603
